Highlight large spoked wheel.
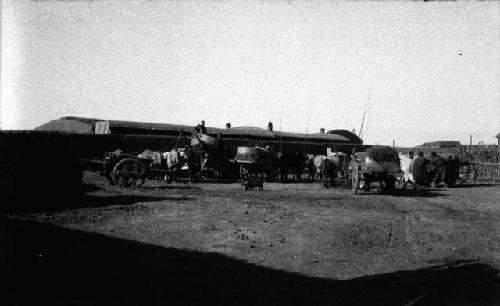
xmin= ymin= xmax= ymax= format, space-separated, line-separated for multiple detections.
xmin=351 ymin=164 xmax=360 ymax=195
xmin=112 ymin=158 xmax=146 ymax=187
xmin=105 ymin=172 xmax=116 ymax=185
xmin=385 ymin=175 xmax=396 ymax=192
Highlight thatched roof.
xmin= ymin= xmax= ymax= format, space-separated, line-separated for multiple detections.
xmin=36 ymin=116 xmax=195 ymax=134
xmin=327 ymin=129 xmax=363 ymax=144
xmin=35 ymin=116 xmax=360 ymax=144
xmin=36 ymin=118 xmax=93 ymax=134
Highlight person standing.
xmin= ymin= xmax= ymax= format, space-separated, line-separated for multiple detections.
xmin=429 ymin=152 xmax=447 ymax=188
xmin=412 ymin=152 xmax=428 ymax=186
xmin=408 ymin=150 xmax=415 ymax=177
xmin=402 ymin=151 xmax=415 ymax=189
xmin=200 ymin=120 xmax=207 ymax=134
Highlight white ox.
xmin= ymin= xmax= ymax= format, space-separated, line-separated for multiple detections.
xmin=162 ymin=149 xmax=189 ymax=171
xmin=313 ymin=155 xmax=327 ymax=180
xmin=313 ymin=153 xmax=347 ymax=181
xmin=138 ymin=149 xmax=189 ymax=171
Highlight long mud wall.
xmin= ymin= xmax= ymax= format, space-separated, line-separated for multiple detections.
xmin=0 ymin=131 xmax=367 ymax=161
xmin=0 ymin=131 xmax=186 ymax=159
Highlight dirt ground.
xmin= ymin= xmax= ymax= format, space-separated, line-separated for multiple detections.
xmin=2 ymin=171 xmax=500 ymax=305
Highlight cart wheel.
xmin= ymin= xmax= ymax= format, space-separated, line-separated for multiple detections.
xmin=118 ymin=176 xmax=131 ymax=187
xmin=112 ymin=158 xmax=146 ymax=187
xmin=351 ymin=166 xmax=359 ymax=195
xmin=105 ymin=173 xmax=116 ymax=185
xmin=385 ymin=176 xmax=396 ymax=192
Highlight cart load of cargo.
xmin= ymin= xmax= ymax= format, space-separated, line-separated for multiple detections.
xmin=233 ymin=146 xmax=279 ymax=180
xmin=350 ymin=146 xmax=403 ymax=194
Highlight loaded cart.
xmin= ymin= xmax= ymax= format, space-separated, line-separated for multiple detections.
xmin=233 ymin=146 xmax=279 ymax=181
xmin=102 ymin=149 xmax=191 ymax=187
xmin=350 ymin=146 xmax=403 ymax=195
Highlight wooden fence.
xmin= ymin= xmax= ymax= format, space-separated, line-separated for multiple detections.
xmin=458 ymin=145 xmax=500 ymax=183
xmin=468 ymin=162 xmax=500 ymax=183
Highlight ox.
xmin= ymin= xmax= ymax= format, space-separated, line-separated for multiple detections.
xmin=313 ymin=155 xmax=327 ymax=181
xmin=319 ymin=158 xmax=337 ymax=187
xmin=278 ymin=152 xmax=306 ymax=182
xmin=163 ymin=149 xmax=188 ymax=170
xmin=305 ymin=154 xmax=316 ymax=181
xmin=313 ymin=153 xmax=348 ymax=182
xmin=138 ymin=149 xmax=162 ymax=167
xmin=162 ymin=149 xmax=189 ymax=182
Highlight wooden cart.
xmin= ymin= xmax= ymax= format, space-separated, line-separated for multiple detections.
xmin=350 ymin=152 xmax=403 ymax=195
xmin=102 ymin=150 xmax=190 ymax=187
xmin=233 ymin=146 xmax=279 ymax=181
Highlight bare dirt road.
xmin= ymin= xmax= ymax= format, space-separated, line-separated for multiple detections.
xmin=3 ymin=172 xmax=500 ymax=305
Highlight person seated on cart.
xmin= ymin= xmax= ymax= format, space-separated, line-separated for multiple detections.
xmin=429 ymin=152 xmax=447 ymax=188
xmin=193 ymin=120 xmax=208 ymax=148
xmin=194 ymin=120 xmax=207 ymax=134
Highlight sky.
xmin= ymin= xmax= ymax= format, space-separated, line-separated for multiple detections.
xmin=2 ymin=0 xmax=499 ymax=146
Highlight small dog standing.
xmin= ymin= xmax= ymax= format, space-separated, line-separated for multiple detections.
xmin=244 ymin=177 xmax=264 ymax=191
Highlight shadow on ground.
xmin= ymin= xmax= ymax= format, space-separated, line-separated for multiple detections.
xmin=141 ymin=184 xmax=202 ymax=191
xmin=2 ymin=218 xmax=499 ymax=306
xmin=356 ymin=189 xmax=448 ymax=198
xmin=0 ymin=188 xmax=194 ymax=213
xmin=77 ymin=194 xmax=194 ymax=209
xmin=451 ymin=183 xmax=498 ymax=189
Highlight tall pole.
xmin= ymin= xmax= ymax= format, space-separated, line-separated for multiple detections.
xmin=279 ymin=118 xmax=283 ymax=152
xmin=359 ymin=94 xmax=370 ymax=140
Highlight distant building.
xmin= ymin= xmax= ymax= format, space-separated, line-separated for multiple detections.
xmin=421 ymin=141 xmax=461 ymax=148
xmin=496 ymin=132 xmax=500 ymax=145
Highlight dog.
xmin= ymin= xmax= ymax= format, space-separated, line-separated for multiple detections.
xmin=243 ymin=177 xmax=264 ymax=191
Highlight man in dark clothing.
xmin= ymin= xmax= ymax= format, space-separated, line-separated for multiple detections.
xmin=429 ymin=152 xmax=447 ymax=188
xmin=200 ymin=120 xmax=207 ymax=134
xmin=445 ymin=155 xmax=460 ymax=186
xmin=412 ymin=152 xmax=427 ymax=186
xmin=194 ymin=120 xmax=207 ymax=134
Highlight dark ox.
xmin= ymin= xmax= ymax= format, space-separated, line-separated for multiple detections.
xmin=319 ymin=158 xmax=337 ymax=187
xmin=305 ymin=154 xmax=316 ymax=181
xmin=244 ymin=176 xmax=264 ymax=191
xmin=278 ymin=152 xmax=306 ymax=182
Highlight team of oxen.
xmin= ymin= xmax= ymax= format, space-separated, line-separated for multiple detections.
xmin=251 ymin=152 xmax=350 ymax=185
xmin=137 ymin=147 xmax=350 ymax=186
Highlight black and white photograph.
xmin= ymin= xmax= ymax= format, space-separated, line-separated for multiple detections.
xmin=1 ymin=0 xmax=499 ymax=305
